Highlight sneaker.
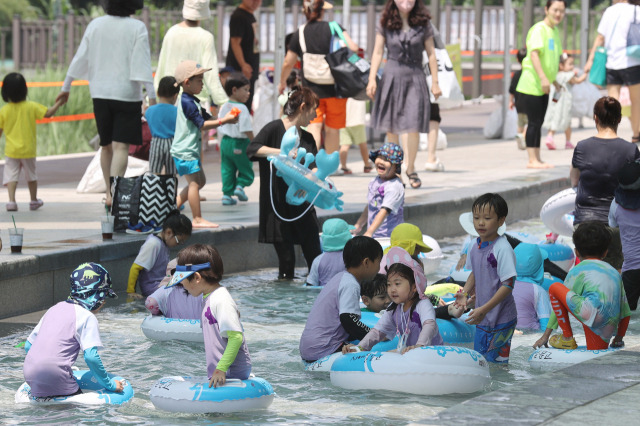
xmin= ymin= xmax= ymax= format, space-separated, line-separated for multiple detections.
xmin=233 ymin=186 xmax=248 ymax=202
xmin=222 ymin=195 xmax=237 ymax=205
xmin=546 ymin=136 xmax=556 ymax=150
xmin=6 ymin=202 xmax=17 ymax=211
xmin=425 ymin=159 xmax=445 ymax=172
xmin=125 ymin=222 xmax=154 ymax=235
xmin=565 ymin=141 xmax=575 ymax=149
xmin=549 ymin=334 xmax=578 ymax=350
xmin=148 ymin=220 xmax=162 ymax=233
xmin=515 ymin=133 xmax=526 ymax=150
xmin=29 ymin=199 xmax=44 ymax=211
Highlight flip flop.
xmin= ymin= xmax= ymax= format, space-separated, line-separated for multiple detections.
xmin=406 ymin=172 xmax=421 ymax=189
xmin=363 ymin=165 xmax=373 ymax=173
xmin=340 ymin=168 xmax=353 ymax=175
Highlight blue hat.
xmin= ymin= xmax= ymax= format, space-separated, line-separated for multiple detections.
xmin=67 ymin=262 xmax=116 ymax=311
xmin=167 ymin=262 xmax=212 ymax=287
xmin=369 ymin=143 xmax=404 ymax=166
xmin=514 ymin=243 xmax=548 ymax=285
xmin=321 ymin=218 xmax=355 ymax=252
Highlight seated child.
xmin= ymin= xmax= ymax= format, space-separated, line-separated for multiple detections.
xmin=361 ymin=273 xmax=391 ymax=313
xmin=343 ymin=247 xmax=443 ymax=354
xmin=533 ymin=222 xmax=630 ymax=350
xmin=145 ymin=76 xmax=180 ymax=175
xmin=23 ymin=263 xmax=123 ymax=397
xmin=455 ymin=193 xmax=518 ymax=363
xmin=167 ymin=244 xmax=251 ymax=388
xmin=306 ymin=218 xmax=355 ymax=287
xmin=127 ymin=211 xmax=192 ymax=299
xmin=145 ymin=258 xmax=204 ymax=320
xmin=299 ymin=236 xmax=383 ymax=362
xmin=512 ymin=243 xmax=552 ymax=330
xmin=354 ymin=143 xmax=404 ymax=238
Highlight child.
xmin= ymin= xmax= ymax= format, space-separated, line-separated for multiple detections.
xmin=361 ymin=273 xmax=391 ymax=313
xmin=170 ymin=60 xmax=239 ymax=228
xmin=354 ymin=143 xmax=405 ymax=238
xmin=543 ymin=53 xmax=587 ymax=150
xmin=339 ymin=99 xmax=373 ymax=174
xmin=145 ymin=76 xmax=180 ymax=175
xmin=167 ymin=244 xmax=251 ymax=388
xmin=145 ymin=258 xmax=204 ymax=319
xmin=344 ymin=247 xmax=443 ymax=354
xmin=127 ymin=211 xmax=192 ymax=299
xmin=23 ymin=263 xmax=123 ymax=397
xmin=299 ymin=236 xmax=383 ymax=362
xmin=305 ymin=218 xmax=354 ymax=287
xmin=455 ymin=193 xmax=518 ymax=363
xmin=218 ymin=72 xmax=255 ymax=205
xmin=609 ymin=159 xmax=640 ymax=310
xmin=1 ymin=72 xmax=63 ymax=211
xmin=509 ymin=48 xmax=528 ymax=150
xmin=534 ymin=222 xmax=630 ymax=350
xmin=512 ymin=243 xmax=552 ymax=330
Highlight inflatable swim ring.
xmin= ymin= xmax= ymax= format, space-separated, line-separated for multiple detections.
xmin=302 ymin=352 xmax=344 ymax=372
xmin=150 ymin=375 xmax=274 ymax=413
xmin=424 ymin=283 xmax=463 ymax=298
xmin=268 ymin=126 xmax=344 ymax=211
xmin=529 ymin=346 xmax=619 ymax=370
xmin=538 ymin=242 xmax=575 ymax=272
xmin=15 ymin=370 xmax=133 ymax=405
xmin=141 ymin=315 xmax=203 ymax=343
xmin=448 ymin=266 xmax=472 ymax=284
xmin=376 ymin=234 xmax=444 ymax=276
xmin=330 ymin=346 xmax=490 ymax=395
xmin=540 ymin=188 xmax=576 ymax=237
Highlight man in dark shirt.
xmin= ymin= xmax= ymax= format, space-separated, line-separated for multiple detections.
xmin=226 ymin=0 xmax=261 ymax=111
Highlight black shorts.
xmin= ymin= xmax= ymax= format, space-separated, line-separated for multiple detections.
xmin=430 ymin=103 xmax=441 ymax=123
xmin=606 ymin=65 xmax=640 ymax=86
xmin=93 ymin=98 xmax=143 ymax=146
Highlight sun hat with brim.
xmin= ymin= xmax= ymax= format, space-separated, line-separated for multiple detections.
xmin=615 ymin=159 xmax=640 ymax=210
xmin=386 ymin=247 xmax=428 ymax=300
xmin=167 ymin=262 xmax=211 ymax=287
xmin=321 ymin=218 xmax=354 ymax=252
xmin=174 ymin=60 xmax=212 ymax=86
xmin=183 ymin=0 xmax=211 ymax=21
xmin=369 ymin=142 xmax=404 ymax=166
xmin=383 ymin=223 xmax=432 ymax=255
xmin=459 ymin=212 xmax=506 ymax=238
xmin=514 ymin=243 xmax=548 ymax=285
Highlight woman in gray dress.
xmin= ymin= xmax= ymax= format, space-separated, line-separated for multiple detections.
xmin=367 ymin=0 xmax=441 ymax=189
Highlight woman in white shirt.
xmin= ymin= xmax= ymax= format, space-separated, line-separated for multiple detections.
xmin=56 ymin=0 xmax=155 ymax=207
xmin=585 ymin=0 xmax=640 ymax=144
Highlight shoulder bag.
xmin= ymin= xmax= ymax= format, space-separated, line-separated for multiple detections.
xmin=325 ymin=21 xmax=372 ymax=100
xmin=299 ymin=24 xmax=335 ymax=85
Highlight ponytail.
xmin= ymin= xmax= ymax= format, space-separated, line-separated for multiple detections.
xmin=283 ymin=86 xmax=319 ymax=118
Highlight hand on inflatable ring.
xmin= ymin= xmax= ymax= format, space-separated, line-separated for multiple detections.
xmin=209 ymin=369 xmax=226 ymax=388
xmin=114 ymin=379 xmax=124 ymax=393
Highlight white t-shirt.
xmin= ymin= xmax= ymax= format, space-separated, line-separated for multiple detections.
xmin=598 ymin=3 xmax=640 ymax=70
xmin=219 ymin=102 xmax=253 ymax=139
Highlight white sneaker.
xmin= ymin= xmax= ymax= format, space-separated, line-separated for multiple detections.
xmin=515 ymin=133 xmax=526 ymax=150
xmin=425 ymin=159 xmax=445 ymax=172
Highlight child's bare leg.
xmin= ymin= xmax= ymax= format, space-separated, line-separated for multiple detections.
xmin=565 ymin=127 xmax=574 ymax=149
xmin=339 ymin=144 xmax=350 ymax=169
xmin=27 ymin=180 xmax=38 ymax=201
xmin=7 ymin=181 xmax=17 ymax=202
xmin=186 ymin=171 xmax=218 ymax=228
xmin=358 ymin=142 xmax=371 ymax=168
xmin=177 ymin=184 xmax=189 ymax=208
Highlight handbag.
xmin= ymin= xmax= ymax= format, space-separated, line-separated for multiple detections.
xmin=128 ymin=120 xmax=152 ymax=161
xmin=111 ymin=173 xmax=177 ymax=232
xmin=589 ymin=47 xmax=607 ymax=86
xmin=299 ymin=24 xmax=334 ymax=85
xmin=325 ymin=22 xmax=372 ymax=100
xmin=627 ymin=6 xmax=640 ymax=59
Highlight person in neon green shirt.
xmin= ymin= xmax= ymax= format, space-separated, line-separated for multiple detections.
xmin=515 ymin=0 xmax=565 ymax=169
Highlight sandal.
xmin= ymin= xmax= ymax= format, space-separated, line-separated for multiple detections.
xmin=340 ymin=168 xmax=353 ymax=175
xmin=406 ymin=172 xmax=422 ymax=189
xmin=363 ymin=165 xmax=373 ymax=173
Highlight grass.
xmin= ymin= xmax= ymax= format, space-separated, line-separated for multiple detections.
xmin=0 ymin=66 xmax=97 ymax=159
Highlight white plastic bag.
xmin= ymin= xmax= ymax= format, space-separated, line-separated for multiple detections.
xmin=252 ymin=69 xmax=278 ymax=135
xmin=571 ymin=74 xmax=603 ymax=118
xmin=419 ymin=129 xmax=447 ymax=151
xmin=76 ymin=148 xmax=149 ymax=193
xmin=424 ymin=24 xmax=465 ymax=110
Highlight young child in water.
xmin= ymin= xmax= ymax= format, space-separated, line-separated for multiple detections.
xmin=343 ymin=247 xmax=443 ymax=354
xmin=23 ymin=263 xmax=123 ymax=397
xmin=145 ymin=258 xmax=204 ymax=320
xmin=361 ymin=273 xmax=391 ymax=313
xmin=167 ymin=244 xmax=251 ymax=388
xmin=305 ymin=218 xmax=355 ymax=287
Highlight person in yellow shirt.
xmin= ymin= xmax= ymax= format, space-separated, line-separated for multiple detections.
xmin=1 ymin=72 xmax=63 ymax=211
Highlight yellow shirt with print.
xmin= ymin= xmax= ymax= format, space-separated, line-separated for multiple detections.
xmin=0 ymin=101 xmax=48 ymax=158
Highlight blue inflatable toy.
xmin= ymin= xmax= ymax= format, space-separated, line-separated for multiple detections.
xmin=268 ymin=126 xmax=344 ymax=211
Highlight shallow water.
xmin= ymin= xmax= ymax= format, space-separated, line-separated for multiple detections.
xmin=2 ymin=219 xmax=639 ymax=424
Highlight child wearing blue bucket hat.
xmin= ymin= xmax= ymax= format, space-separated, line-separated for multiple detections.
xmin=354 ymin=142 xmax=405 ymax=238
xmin=23 ymin=262 xmax=123 ymax=398
xmin=512 ymin=243 xmax=552 ymax=330
xmin=306 ymin=218 xmax=355 ymax=287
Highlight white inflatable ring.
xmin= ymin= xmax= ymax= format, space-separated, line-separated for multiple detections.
xmin=330 ymin=346 xmax=490 ymax=395
xmin=540 ymin=188 xmax=576 ymax=237
xmin=302 ymin=352 xmax=344 ymax=372
xmin=529 ymin=346 xmax=619 ymax=370
xmin=150 ymin=376 xmax=275 ymax=413
xmin=141 ymin=315 xmax=203 ymax=343
xmin=376 ymin=234 xmax=444 ymax=276
xmin=15 ymin=370 xmax=133 ymax=405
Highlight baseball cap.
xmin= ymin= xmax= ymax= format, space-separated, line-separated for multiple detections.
xmin=174 ymin=60 xmax=212 ymax=86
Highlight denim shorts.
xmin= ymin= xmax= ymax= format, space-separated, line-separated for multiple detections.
xmin=173 ymin=158 xmax=202 ymax=176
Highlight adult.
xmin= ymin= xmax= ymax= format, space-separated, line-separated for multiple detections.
xmin=367 ymin=0 xmax=441 ymax=189
xmin=226 ymin=0 xmax=262 ymax=111
xmin=279 ymin=0 xmax=359 ymax=155
xmin=154 ymin=0 xmax=228 ymax=109
xmin=246 ymin=87 xmax=322 ymax=279
xmin=584 ymin=0 xmax=640 ymax=143
xmin=56 ymin=0 xmax=154 ymax=207
xmin=515 ymin=0 xmax=565 ymax=169
xmin=570 ymin=96 xmax=640 ymax=270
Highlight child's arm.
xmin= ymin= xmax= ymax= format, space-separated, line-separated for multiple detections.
xmin=209 ymin=330 xmax=243 ymax=388
xmin=401 ymin=319 xmax=439 ymax=354
xmin=127 ymin=264 xmax=145 ymax=299
xmin=244 ymin=131 xmax=254 ymax=140
xmin=343 ymin=328 xmax=387 ymax=353
xmin=353 ymin=206 xmax=368 ymax=235
xmin=201 ymin=110 xmax=239 ymax=131
xmin=44 ymin=98 xmax=65 ymax=118
xmin=84 ymin=347 xmax=124 ymax=392
xmin=364 ymin=208 xmax=389 ymax=238
xmin=465 ymin=277 xmax=514 ymax=325
xmin=339 ymin=313 xmax=370 ymax=341
xmin=455 ymin=271 xmax=476 ymax=309
xmin=569 ymin=71 xmax=588 ymax=85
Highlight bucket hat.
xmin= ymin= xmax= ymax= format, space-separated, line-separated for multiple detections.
xmin=67 ymin=262 xmax=116 ymax=311
xmin=384 ymin=223 xmax=432 ymax=255
xmin=321 ymin=218 xmax=354 ymax=252
xmin=183 ymin=0 xmax=211 ymax=21
xmin=369 ymin=143 xmax=404 ymax=166
xmin=514 ymin=243 xmax=548 ymax=285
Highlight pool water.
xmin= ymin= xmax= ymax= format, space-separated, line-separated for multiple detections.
xmin=1 ymin=219 xmax=639 ymax=424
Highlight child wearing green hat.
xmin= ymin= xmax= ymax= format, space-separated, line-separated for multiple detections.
xmin=306 ymin=218 xmax=355 ymax=287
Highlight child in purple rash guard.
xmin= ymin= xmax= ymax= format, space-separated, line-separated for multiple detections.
xmin=145 ymin=258 xmax=204 ymax=319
